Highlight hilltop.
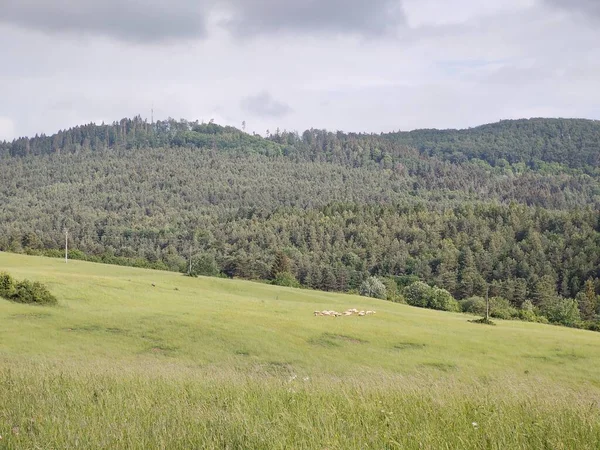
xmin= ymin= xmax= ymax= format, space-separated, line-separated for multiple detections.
xmin=2 ymin=117 xmax=599 ymax=170
xmin=385 ymin=118 xmax=600 ymax=170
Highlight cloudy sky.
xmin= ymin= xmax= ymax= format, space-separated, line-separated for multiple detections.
xmin=1 ymin=0 xmax=599 ymax=140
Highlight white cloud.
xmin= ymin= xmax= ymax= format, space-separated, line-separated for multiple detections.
xmin=0 ymin=0 xmax=598 ymax=139
xmin=0 ymin=117 xmax=16 ymax=141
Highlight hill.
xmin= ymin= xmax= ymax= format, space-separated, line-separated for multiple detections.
xmin=0 ymin=117 xmax=599 ymax=323
xmin=1 ymin=252 xmax=600 ymax=448
xmin=2 ymin=117 xmax=599 ymax=171
xmin=385 ymin=118 xmax=600 ymax=170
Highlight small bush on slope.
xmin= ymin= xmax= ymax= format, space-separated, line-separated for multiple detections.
xmin=0 ymin=272 xmax=57 ymax=305
xmin=403 ymin=281 xmax=459 ymax=312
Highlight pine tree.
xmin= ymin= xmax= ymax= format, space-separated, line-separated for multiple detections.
xmin=269 ymin=251 xmax=290 ymax=280
xmin=577 ymin=278 xmax=597 ymax=321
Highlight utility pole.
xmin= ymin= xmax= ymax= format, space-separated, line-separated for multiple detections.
xmin=485 ymin=284 xmax=490 ymax=321
xmin=188 ymin=243 xmax=193 ymax=276
xmin=64 ymin=228 xmax=68 ymax=263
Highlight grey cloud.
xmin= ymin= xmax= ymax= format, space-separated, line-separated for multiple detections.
xmin=0 ymin=0 xmax=209 ymax=42
xmin=241 ymin=91 xmax=292 ymax=118
xmin=544 ymin=0 xmax=600 ymax=18
xmin=223 ymin=0 xmax=404 ymax=37
xmin=0 ymin=0 xmax=405 ymax=43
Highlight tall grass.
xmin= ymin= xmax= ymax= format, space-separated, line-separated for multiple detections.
xmin=2 ymin=360 xmax=600 ymax=449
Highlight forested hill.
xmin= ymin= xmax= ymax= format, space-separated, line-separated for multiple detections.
xmin=1 ymin=116 xmax=600 ymax=329
xmin=1 ymin=117 xmax=599 ymax=172
xmin=384 ymin=118 xmax=600 ymax=171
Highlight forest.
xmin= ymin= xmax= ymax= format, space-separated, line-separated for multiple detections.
xmin=1 ymin=116 xmax=599 ymax=327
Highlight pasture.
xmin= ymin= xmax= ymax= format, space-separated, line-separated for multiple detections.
xmin=1 ymin=252 xmax=599 ymax=449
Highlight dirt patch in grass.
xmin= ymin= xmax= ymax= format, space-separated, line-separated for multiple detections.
xmin=253 ymin=361 xmax=295 ymax=376
xmin=554 ymin=350 xmax=586 ymax=361
xmin=66 ymin=324 xmax=102 ymax=333
xmin=522 ymin=354 xmax=552 ymax=362
xmin=66 ymin=325 xmax=129 ymax=335
xmin=146 ymin=343 xmax=179 ymax=356
xmin=9 ymin=312 xmax=52 ymax=320
xmin=393 ymin=341 xmax=426 ymax=351
xmin=308 ymin=332 xmax=368 ymax=347
xmin=420 ymin=362 xmax=457 ymax=372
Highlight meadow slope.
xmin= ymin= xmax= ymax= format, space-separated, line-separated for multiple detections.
xmin=1 ymin=252 xmax=600 ymax=449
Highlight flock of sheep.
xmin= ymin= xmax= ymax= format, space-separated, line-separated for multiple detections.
xmin=314 ymin=308 xmax=376 ymax=317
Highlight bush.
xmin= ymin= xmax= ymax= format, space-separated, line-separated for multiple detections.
xmin=381 ymin=277 xmax=401 ymax=302
xmin=429 ymin=287 xmax=460 ymax=312
xmin=540 ymin=297 xmax=581 ymax=327
xmin=272 ymin=271 xmax=300 ymax=288
xmin=393 ymin=275 xmax=421 ymax=289
xmin=0 ymin=272 xmax=16 ymax=298
xmin=3 ymin=278 xmax=58 ymax=306
xmin=584 ymin=321 xmax=600 ymax=332
xmin=392 ymin=294 xmax=406 ymax=304
xmin=403 ymin=282 xmax=459 ymax=312
xmin=403 ymin=281 xmax=431 ymax=308
xmin=462 ymin=296 xmax=518 ymax=320
xmin=489 ymin=297 xmax=518 ymax=320
xmin=188 ymin=254 xmax=219 ymax=277
xmin=459 ymin=296 xmax=487 ymax=315
xmin=517 ymin=300 xmax=538 ymax=322
xmin=359 ymin=277 xmax=387 ymax=299
xmin=68 ymin=249 xmax=87 ymax=261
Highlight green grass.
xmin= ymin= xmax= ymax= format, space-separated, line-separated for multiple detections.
xmin=1 ymin=252 xmax=600 ymax=449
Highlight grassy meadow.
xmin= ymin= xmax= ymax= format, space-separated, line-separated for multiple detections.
xmin=1 ymin=252 xmax=600 ymax=449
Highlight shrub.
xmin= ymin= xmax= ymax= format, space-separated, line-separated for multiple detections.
xmin=272 ymin=271 xmax=300 ymax=288
xmin=359 ymin=277 xmax=387 ymax=299
xmin=381 ymin=277 xmax=401 ymax=302
xmin=41 ymin=249 xmax=64 ymax=258
xmin=584 ymin=321 xmax=600 ymax=332
xmin=7 ymin=279 xmax=58 ymax=305
xmin=459 ymin=296 xmax=487 ymax=315
xmin=404 ymin=282 xmax=459 ymax=312
xmin=188 ymin=254 xmax=219 ymax=277
xmin=403 ymin=281 xmax=431 ymax=308
xmin=517 ymin=300 xmax=538 ymax=322
xmin=489 ymin=297 xmax=518 ymax=320
xmin=393 ymin=294 xmax=406 ymax=304
xmin=68 ymin=249 xmax=87 ymax=261
xmin=540 ymin=297 xmax=581 ymax=327
xmin=393 ymin=275 xmax=421 ymax=289
xmin=429 ymin=287 xmax=460 ymax=312
xmin=0 ymin=272 xmax=16 ymax=298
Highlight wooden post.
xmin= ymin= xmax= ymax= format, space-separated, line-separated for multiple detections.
xmin=64 ymin=229 xmax=68 ymax=264
xmin=485 ymin=285 xmax=490 ymax=321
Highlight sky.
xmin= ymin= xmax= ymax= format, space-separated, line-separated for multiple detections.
xmin=0 ymin=0 xmax=599 ymax=140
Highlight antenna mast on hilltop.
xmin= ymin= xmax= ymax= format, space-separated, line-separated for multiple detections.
xmin=151 ymin=103 xmax=154 ymax=124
